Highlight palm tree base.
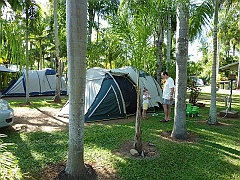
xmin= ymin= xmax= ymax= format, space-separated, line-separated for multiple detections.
xmin=171 ymin=131 xmax=188 ymax=140
xmin=58 ymin=164 xmax=97 ymax=180
xmin=219 ymin=110 xmax=239 ymax=118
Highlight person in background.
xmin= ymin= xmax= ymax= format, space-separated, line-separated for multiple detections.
xmin=160 ymin=71 xmax=175 ymax=122
xmin=142 ymin=88 xmax=150 ymax=119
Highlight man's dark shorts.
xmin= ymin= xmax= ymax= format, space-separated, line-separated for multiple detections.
xmin=162 ymin=98 xmax=173 ymax=105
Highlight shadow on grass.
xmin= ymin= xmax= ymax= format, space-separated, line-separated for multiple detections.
xmin=111 ymin=119 xmax=239 ymax=179
xmin=1 ymin=130 xmax=48 ymax=179
xmin=82 ymin=119 xmax=240 ymax=179
xmin=1 ymin=111 xmax=239 ymax=179
xmin=0 ymin=130 xmax=69 ymax=179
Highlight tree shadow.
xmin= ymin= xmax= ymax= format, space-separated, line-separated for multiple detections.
xmin=0 ymin=130 xmax=45 ymax=179
xmin=83 ymin=119 xmax=240 ymax=179
xmin=2 ymin=113 xmax=239 ymax=179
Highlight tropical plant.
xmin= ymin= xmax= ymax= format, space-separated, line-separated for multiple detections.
xmin=207 ymin=0 xmax=239 ymax=124
xmin=189 ymin=0 xmax=238 ymax=124
xmin=87 ymin=0 xmax=119 ymax=44
xmin=218 ymin=2 xmax=240 ymax=63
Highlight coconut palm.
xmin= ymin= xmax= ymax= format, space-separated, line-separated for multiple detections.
xmin=189 ymin=0 xmax=238 ymax=124
xmin=171 ymin=0 xmax=189 ymax=140
xmin=64 ymin=0 xmax=89 ymax=178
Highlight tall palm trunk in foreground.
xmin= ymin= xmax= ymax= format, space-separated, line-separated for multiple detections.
xmin=65 ymin=0 xmax=88 ymax=178
xmin=171 ymin=1 xmax=189 ymax=140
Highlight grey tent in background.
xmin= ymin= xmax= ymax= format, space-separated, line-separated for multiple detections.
xmin=2 ymin=69 xmax=67 ymax=96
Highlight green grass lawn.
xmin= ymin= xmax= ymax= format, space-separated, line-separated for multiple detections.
xmin=5 ymin=95 xmax=68 ymax=109
xmin=1 ymin=92 xmax=240 ymax=180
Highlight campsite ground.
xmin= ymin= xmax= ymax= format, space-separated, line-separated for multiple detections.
xmin=4 ymin=103 xmax=197 ymax=180
xmin=1 ymin=87 xmax=240 ymax=179
xmin=1 ymin=97 xmax=199 ymax=179
xmin=1 ymin=96 xmax=137 ymax=179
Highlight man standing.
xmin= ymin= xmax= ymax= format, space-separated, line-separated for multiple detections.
xmin=160 ymin=71 xmax=175 ymax=122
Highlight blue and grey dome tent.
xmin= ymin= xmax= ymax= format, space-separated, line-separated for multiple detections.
xmin=58 ymin=66 xmax=162 ymax=122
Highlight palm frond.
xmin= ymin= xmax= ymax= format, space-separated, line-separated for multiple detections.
xmin=189 ymin=0 xmax=214 ymax=41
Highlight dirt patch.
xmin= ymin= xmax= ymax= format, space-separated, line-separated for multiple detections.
xmin=113 ymin=140 xmax=158 ymax=159
xmin=4 ymin=106 xmax=136 ymax=133
xmin=31 ymin=161 xmax=120 ymax=180
xmin=196 ymin=120 xmax=231 ymax=126
xmin=6 ymin=107 xmax=69 ymax=132
xmin=160 ymin=131 xmax=198 ymax=143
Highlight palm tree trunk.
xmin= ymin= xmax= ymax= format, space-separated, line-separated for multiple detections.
xmin=88 ymin=8 xmax=94 ymax=45
xmin=25 ymin=4 xmax=30 ymax=105
xmin=39 ymin=39 xmax=43 ymax=70
xmin=171 ymin=1 xmax=189 ymax=140
xmin=166 ymin=5 xmax=172 ymax=72
xmin=208 ymin=0 xmax=218 ymax=125
xmin=156 ymin=18 xmax=164 ymax=84
xmin=53 ymin=0 xmax=61 ymax=103
xmin=65 ymin=0 xmax=88 ymax=177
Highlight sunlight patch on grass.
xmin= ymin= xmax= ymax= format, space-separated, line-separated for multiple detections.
xmin=7 ymin=97 xmax=68 ymax=109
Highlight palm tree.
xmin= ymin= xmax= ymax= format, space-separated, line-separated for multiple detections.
xmin=134 ymin=72 xmax=143 ymax=155
xmin=53 ymin=0 xmax=61 ymax=103
xmin=166 ymin=0 xmax=176 ymax=72
xmin=189 ymin=0 xmax=238 ymax=124
xmin=24 ymin=0 xmax=39 ymax=105
xmin=208 ymin=0 xmax=218 ymax=124
xmin=25 ymin=1 xmax=30 ymax=105
xmin=4 ymin=0 xmax=39 ymax=104
xmin=64 ymin=0 xmax=91 ymax=178
xmin=208 ymin=0 xmax=238 ymax=124
xmin=156 ymin=16 xmax=164 ymax=84
xmin=171 ymin=1 xmax=189 ymax=140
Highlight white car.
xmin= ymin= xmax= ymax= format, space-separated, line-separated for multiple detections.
xmin=0 ymin=99 xmax=14 ymax=128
